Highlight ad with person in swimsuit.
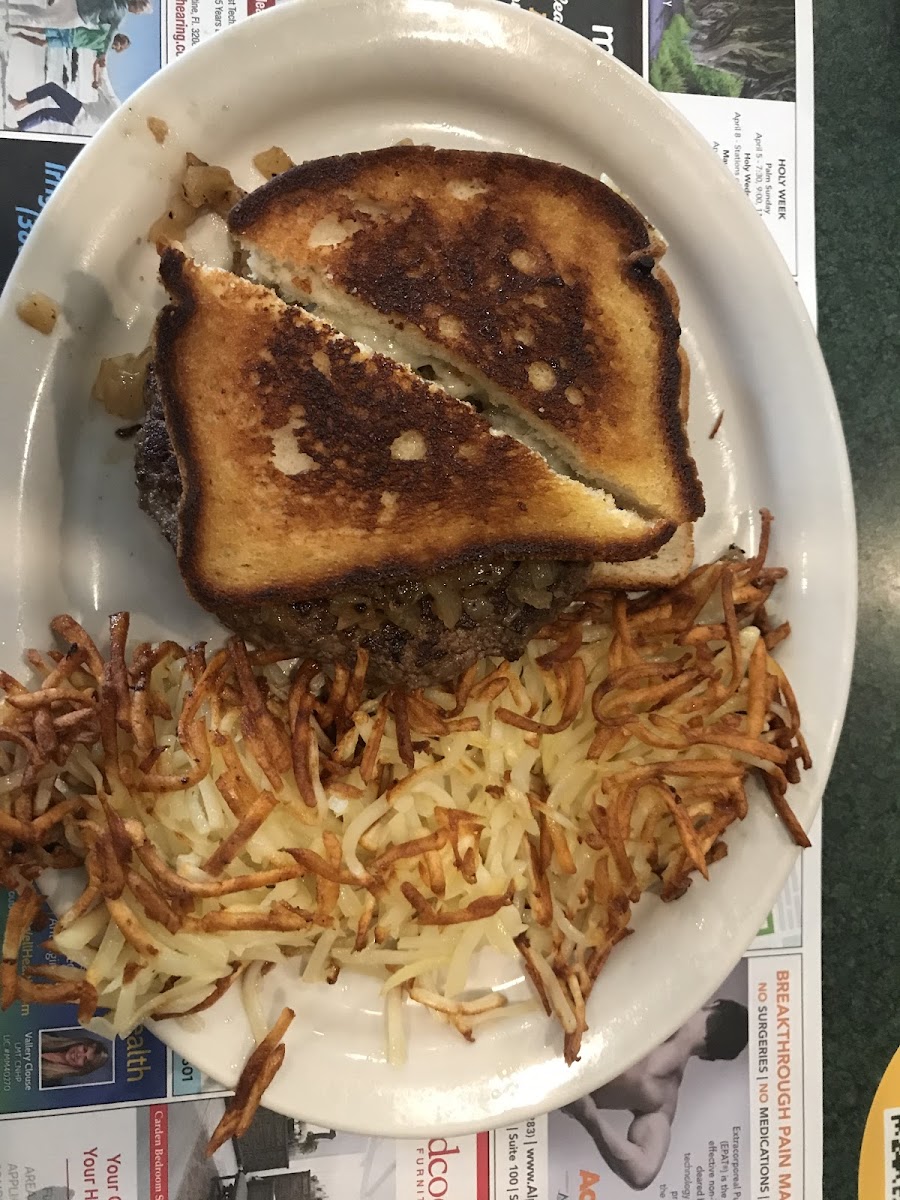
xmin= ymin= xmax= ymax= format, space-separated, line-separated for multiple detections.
xmin=550 ymin=962 xmax=752 ymax=1198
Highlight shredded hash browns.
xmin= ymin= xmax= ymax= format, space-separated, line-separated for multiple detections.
xmin=0 ymin=513 xmax=809 ymax=1146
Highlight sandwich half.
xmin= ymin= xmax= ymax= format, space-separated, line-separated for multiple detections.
xmin=137 ymin=251 xmax=673 ymax=685
xmin=228 ymin=145 xmax=705 ymax=532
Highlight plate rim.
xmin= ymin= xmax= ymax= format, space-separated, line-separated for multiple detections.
xmin=0 ymin=0 xmax=857 ymax=1138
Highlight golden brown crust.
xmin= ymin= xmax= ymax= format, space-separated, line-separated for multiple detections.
xmin=229 ymin=146 xmax=704 ymax=524
xmin=154 ymin=251 xmax=673 ymax=608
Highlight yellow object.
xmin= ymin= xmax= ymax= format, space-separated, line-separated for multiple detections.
xmin=859 ymin=1044 xmax=900 ymax=1199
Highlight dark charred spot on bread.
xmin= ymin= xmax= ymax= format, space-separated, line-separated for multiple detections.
xmin=627 ymin=252 xmax=657 ymax=276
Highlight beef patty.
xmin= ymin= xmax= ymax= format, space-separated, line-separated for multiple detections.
xmin=135 ymin=369 xmax=590 ymax=688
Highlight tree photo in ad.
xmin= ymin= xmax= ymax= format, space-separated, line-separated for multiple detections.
xmin=649 ymin=0 xmax=796 ymax=101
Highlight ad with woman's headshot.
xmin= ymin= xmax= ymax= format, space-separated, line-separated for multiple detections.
xmin=38 ymin=1028 xmax=114 ymax=1089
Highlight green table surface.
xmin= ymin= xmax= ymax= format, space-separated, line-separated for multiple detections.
xmin=816 ymin=0 xmax=899 ymax=1193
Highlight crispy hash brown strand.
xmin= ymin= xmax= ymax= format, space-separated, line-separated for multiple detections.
xmin=0 ymin=515 xmax=808 ymax=1126
xmin=206 ymin=1006 xmax=295 ymax=1155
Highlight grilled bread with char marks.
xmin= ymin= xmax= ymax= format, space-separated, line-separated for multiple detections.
xmin=153 ymin=251 xmax=673 ymax=612
xmin=228 ymin=145 xmax=704 ymax=528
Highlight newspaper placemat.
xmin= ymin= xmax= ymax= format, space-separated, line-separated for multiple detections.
xmin=0 ymin=1 xmax=821 ymax=1196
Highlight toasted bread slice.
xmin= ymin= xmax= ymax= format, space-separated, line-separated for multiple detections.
xmin=154 ymin=251 xmax=673 ymax=608
xmin=587 ymin=523 xmax=694 ymax=591
xmin=229 ymin=146 xmax=704 ymax=525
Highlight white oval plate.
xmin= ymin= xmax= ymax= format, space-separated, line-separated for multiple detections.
xmin=0 ymin=0 xmax=854 ymax=1137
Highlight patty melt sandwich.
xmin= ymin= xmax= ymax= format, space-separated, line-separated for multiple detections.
xmin=136 ymin=149 xmax=704 ymax=685
xmin=137 ymin=250 xmax=672 ymax=685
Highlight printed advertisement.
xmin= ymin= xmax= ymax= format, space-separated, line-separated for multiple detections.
xmin=0 ymin=958 xmax=810 ymax=1200
xmin=550 ymin=963 xmax=751 ymax=1199
xmin=0 ymin=133 xmax=78 ymax=284
xmin=1 ymin=0 xmax=805 ymax=289
xmin=752 ymin=860 xmax=803 ymax=952
xmin=1 ymin=0 xmax=162 ymax=135
xmin=505 ymin=0 xmax=800 ymax=268
xmin=150 ymin=1101 xmax=377 ymax=1200
xmin=650 ymin=0 xmax=799 ymax=273
xmin=667 ymin=93 xmax=798 ymax=272
xmin=748 ymin=955 xmax=805 ymax=1200
xmin=163 ymin=0 xmax=278 ymax=65
xmin=0 ymin=1106 xmax=138 ymax=1200
xmin=0 ymin=894 xmax=169 ymax=1115
xmin=506 ymin=0 xmax=646 ymax=75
